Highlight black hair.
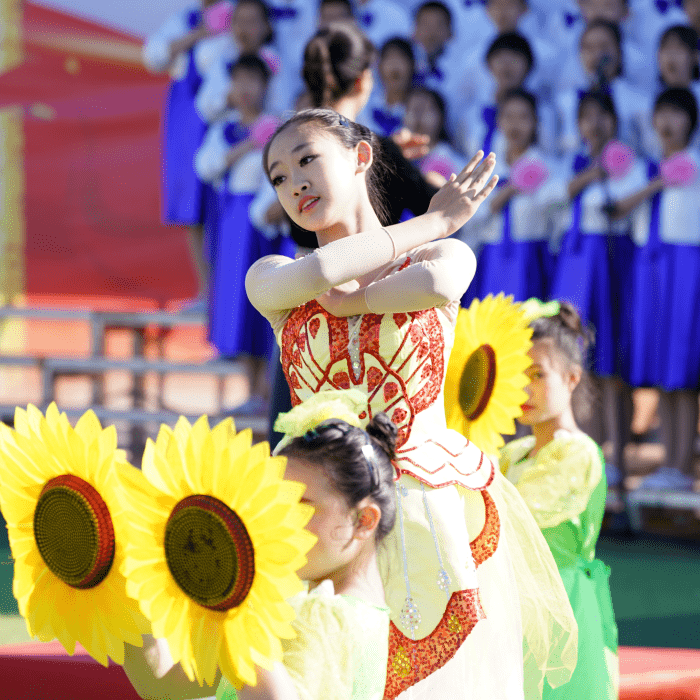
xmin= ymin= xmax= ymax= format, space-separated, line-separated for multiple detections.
xmin=577 ymin=90 xmax=619 ymax=132
xmin=530 ymin=302 xmax=596 ymax=422
xmin=406 ymin=85 xmax=451 ymax=143
xmin=659 ymin=25 xmax=700 ymax=81
xmin=380 ymin=36 xmax=415 ymax=68
xmin=654 ymin=86 xmax=699 ymax=139
xmin=234 ymin=0 xmax=274 ymax=46
xmin=262 ymin=108 xmax=393 ymax=226
xmin=279 ymin=413 xmax=398 ymax=541
xmin=581 ymin=19 xmax=623 ymax=78
xmin=302 ymin=22 xmax=375 ymax=109
xmin=498 ymin=87 xmax=539 ymax=145
xmin=414 ymin=1 xmax=453 ymax=28
xmin=486 ymin=32 xmax=535 ymax=73
xmin=319 ymin=0 xmax=354 ymax=15
xmin=229 ymin=53 xmax=272 ymax=85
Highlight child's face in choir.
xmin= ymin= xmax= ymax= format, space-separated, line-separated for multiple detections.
xmin=486 ymin=0 xmax=527 ymax=33
xmin=403 ymin=91 xmax=443 ymax=145
xmin=578 ymin=0 xmax=627 ymax=23
xmin=684 ymin=0 xmax=700 ymax=28
xmin=658 ymin=35 xmax=697 ymax=87
xmin=579 ymin=26 xmax=621 ymax=79
xmin=285 ymin=457 xmax=371 ymax=584
xmin=267 ymin=122 xmax=372 ymax=231
xmin=487 ymin=49 xmax=530 ymax=93
xmin=653 ymin=105 xmax=692 ymax=153
xmin=578 ymin=101 xmax=616 ymax=153
xmin=498 ymin=98 xmax=537 ymax=152
xmin=413 ymin=8 xmax=452 ymax=55
xmin=232 ymin=2 xmax=270 ymax=53
xmin=228 ymin=69 xmax=267 ymax=112
xmin=318 ymin=1 xmax=354 ymax=26
xmin=379 ymin=48 xmax=414 ymax=98
xmin=519 ymin=340 xmax=580 ymax=427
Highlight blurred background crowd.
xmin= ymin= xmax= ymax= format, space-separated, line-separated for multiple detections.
xmin=147 ymin=0 xmax=700 ymax=497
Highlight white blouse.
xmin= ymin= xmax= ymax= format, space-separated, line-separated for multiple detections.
xmin=142 ymin=6 xmax=212 ymax=80
xmin=458 ymin=146 xmax=563 ymax=251
xmin=631 ymin=151 xmax=700 ymax=246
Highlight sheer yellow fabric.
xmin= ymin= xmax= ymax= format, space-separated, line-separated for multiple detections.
xmin=487 ymin=469 xmax=579 ymax=698
xmin=499 ymin=431 xmax=602 ymax=529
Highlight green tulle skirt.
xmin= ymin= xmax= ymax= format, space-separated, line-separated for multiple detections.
xmin=542 ymin=559 xmax=618 ymax=700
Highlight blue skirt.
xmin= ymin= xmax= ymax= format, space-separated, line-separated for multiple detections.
xmin=629 ymin=244 xmax=700 ymax=390
xmin=461 ymin=239 xmax=555 ymax=308
xmin=202 ymin=185 xmax=223 ymax=267
xmin=550 ymin=233 xmax=633 ymax=378
xmin=209 ymin=192 xmax=296 ymax=358
xmin=162 ymin=78 xmax=208 ymax=225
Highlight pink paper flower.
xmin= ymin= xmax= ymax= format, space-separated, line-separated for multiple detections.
xmin=601 ymin=140 xmax=634 ymax=179
xmin=251 ymin=115 xmax=281 ymax=148
xmin=660 ymin=152 xmax=698 ymax=186
xmin=260 ymin=47 xmax=281 ymax=76
xmin=510 ymin=157 xmax=549 ymax=194
xmin=420 ymin=154 xmax=453 ymax=180
xmin=204 ymin=0 xmax=234 ymax=34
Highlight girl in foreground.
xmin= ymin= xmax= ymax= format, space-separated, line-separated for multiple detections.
xmin=123 ymin=409 xmax=398 ymax=700
xmin=245 ymin=108 xmax=576 ymax=698
xmin=500 ymin=302 xmax=618 ymax=700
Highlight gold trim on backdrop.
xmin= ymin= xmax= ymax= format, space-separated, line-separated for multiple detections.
xmin=0 ymin=0 xmax=26 ymax=392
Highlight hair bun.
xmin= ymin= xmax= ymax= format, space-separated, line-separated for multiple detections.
xmin=366 ymin=413 xmax=397 ymax=461
xmin=557 ymin=301 xmax=595 ymax=349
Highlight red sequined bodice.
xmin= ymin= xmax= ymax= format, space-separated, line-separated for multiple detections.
xmin=279 ymin=299 xmax=494 ymax=490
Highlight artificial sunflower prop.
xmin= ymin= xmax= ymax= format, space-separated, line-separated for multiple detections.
xmin=0 ymin=403 xmax=150 ymax=666
xmin=118 ymin=416 xmax=316 ymax=689
xmin=445 ymin=294 xmax=533 ymax=455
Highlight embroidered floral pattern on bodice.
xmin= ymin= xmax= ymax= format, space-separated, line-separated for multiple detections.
xmin=281 ymin=300 xmax=445 ymax=451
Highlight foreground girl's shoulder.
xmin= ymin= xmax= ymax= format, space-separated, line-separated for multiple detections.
xmin=283 ymin=581 xmax=388 ymax=700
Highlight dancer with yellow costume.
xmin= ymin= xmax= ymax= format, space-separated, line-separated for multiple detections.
xmin=246 ymin=106 xmax=577 ymax=697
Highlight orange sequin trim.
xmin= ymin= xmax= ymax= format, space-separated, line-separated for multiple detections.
xmin=470 ymin=491 xmax=500 ymax=567
xmin=384 ymin=589 xmax=486 ymax=699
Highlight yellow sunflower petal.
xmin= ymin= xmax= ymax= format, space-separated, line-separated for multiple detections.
xmin=119 ymin=416 xmax=313 ymax=686
xmin=446 ymin=294 xmax=533 ymax=455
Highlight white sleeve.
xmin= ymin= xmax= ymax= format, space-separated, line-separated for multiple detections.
xmin=364 ymin=238 xmax=476 ymax=313
xmin=194 ymin=122 xmax=229 ymax=184
xmin=245 ymin=230 xmax=396 ymax=314
xmin=195 ymin=57 xmax=232 ymax=123
xmin=608 ymin=158 xmax=648 ymax=201
xmin=249 ymin=180 xmax=290 ymax=240
xmin=142 ymin=11 xmax=190 ymax=73
xmin=555 ymin=91 xmax=580 ymax=156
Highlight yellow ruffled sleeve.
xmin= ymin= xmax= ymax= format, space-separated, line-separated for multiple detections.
xmin=281 ymin=581 xmax=360 ymax=700
xmin=514 ymin=431 xmax=603 ymax=530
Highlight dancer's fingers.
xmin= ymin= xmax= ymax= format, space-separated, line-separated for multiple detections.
xmin=472 ymin=175 xmax=499 ymax=203
xmin=461 ymin=154 xmax=497 ymax=193
xmin=455 ymin=151 xmax=485 ymax=184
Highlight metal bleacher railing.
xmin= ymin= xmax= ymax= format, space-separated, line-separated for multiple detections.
xmin=0 ymin=306 xmax=268 ymax=456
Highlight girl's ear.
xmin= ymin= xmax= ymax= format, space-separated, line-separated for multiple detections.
xmin=356 ymin=140 xmax=374 ymax=173
xmin=567 ymin=364 xmax=582 ymax=393
xmin=354 ymin=502 xmax=381 ymax=540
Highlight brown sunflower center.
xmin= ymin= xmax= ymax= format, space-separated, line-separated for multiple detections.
xmin=33 ymin=474 xmax=115 ymax=589
xmin=164 ymin=495 xmax=255 ymax=611
xmin=458 ymin=344 xmax=497 ymax=422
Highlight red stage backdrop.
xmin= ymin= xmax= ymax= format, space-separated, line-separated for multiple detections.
xmin=0 ymin=2 xmax=198 ymax=304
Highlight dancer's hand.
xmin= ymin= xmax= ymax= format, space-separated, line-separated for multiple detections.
xmin=316 ymin=280 xmax=366 ymax=317
xmin=426 ymin=151 xmax=498 ymax=237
